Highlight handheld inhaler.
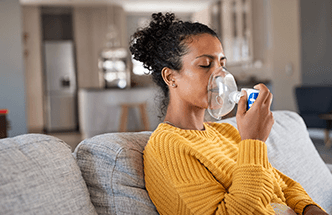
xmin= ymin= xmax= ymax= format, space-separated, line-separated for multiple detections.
xmin=207 ymin=67 xmax=259 ymax=120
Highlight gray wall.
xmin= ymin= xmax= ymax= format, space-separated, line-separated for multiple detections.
xmin=0 ymin=0 xmax=27 ymax=136
xmin=300 ymin=0 xmax=332 ymax=85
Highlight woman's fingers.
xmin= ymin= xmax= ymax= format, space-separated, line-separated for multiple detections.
xmin=265 ymin=92 xmax=273 ymax=107
xmin=253 ymin=84 xmax=270 ymax=107
xmin=237 ymin=90 xmax=247 ymax=115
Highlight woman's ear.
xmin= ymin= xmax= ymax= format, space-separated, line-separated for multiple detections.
xmin=161 ymin=67 xmax=177 ymax=88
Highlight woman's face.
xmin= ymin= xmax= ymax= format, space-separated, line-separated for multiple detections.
xmin=174 ymin=33 xmax=226 ymax=109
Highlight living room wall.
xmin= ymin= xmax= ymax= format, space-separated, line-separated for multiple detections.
xmin=300 ymin=0 xmax=332 ymax=86
xmin=0 ymin=0 xmax=27 ymax=137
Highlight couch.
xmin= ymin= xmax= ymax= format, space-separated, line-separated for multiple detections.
xmin=1 ymin=111 xmax=332 ymax=214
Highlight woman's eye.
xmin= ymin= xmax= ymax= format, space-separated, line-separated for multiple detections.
xmin=199 ymin=64 xmax=211 ymax=68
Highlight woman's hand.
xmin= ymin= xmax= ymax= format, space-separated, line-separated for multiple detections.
xmin=303 ymin=205 xmax=329 ymax=215
xmin=236 ymin=84 xmax=274 ymax=142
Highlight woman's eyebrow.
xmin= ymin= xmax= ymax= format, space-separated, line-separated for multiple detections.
xmin=196 ymin=54 xmax=214 ymax=59
xmin=195 ymin=54 xmax=227 ymax=61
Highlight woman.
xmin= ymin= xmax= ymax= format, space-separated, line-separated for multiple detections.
xmin=130 ymin=12 xmax=326 ymax=215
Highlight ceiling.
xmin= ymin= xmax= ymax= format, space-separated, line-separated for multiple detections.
xmin=19 ymin=0 xmax=216 ymax=13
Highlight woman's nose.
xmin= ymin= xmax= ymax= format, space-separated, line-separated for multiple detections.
xmin=211 ymin=66 xmax=227 ymax=77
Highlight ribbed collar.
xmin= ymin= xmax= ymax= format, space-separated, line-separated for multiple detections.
xmin=159 ymin=122 xmax=216 ymax=139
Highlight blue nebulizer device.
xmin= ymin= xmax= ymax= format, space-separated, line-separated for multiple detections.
xmin=207 ymin=67 xmax=259 ymax=120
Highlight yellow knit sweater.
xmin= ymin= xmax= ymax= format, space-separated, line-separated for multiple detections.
xmin=143 ymin=122 xmax=319 ymax=215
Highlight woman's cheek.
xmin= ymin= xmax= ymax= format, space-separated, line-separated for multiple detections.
xmin=202 ymin=92 xmax=209 ymax=108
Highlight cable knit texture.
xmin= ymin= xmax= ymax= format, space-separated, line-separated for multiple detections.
xmin=143 ymin=122 xmax=319 ymax=214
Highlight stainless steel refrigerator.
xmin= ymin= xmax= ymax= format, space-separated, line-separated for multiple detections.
xmin=43 ymin=41 xmax=77 ymax=132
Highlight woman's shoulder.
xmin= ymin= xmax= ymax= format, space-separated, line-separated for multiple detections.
xmin=148 ymin=123 xmax=185 ymax=145
xmin=144 ymin=123 xmax=190 ymax=160
xmin=206 ymin=122 xmax=241 ymax=141
xmin=150 ymin=122 xmax=180 ymax=135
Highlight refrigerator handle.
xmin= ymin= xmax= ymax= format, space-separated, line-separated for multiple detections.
xmin=61 ymin=76 xmax=70 ymax=87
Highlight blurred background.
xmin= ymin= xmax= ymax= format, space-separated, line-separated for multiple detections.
xmin=0 ymin=0 xmax=332 ymax=159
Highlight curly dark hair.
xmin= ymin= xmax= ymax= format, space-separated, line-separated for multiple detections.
xmin=129 ymin=12 xmax=220 ymax=118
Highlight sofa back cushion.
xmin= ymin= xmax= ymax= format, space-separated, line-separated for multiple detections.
xmin=74 ymin=132 xmax=158 ymax=214
xmin=0 ymin=134 xmax=97 ymax=215
xmin=74 ymin=111 xmax=332 ymax=214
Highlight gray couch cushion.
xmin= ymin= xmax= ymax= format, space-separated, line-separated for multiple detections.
xmin=74 ymin=132 xmax=158 ymax=215
xmin=0 ymin=134 xmax=97 ymax=215
xmin=220 ymin=111 xmax=332 ymax=213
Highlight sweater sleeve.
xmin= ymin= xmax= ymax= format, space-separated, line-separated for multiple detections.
xmin=224 ymin=139 xmax=276 ymax=214
xmin=273 ymin=168 xmax=323 ymax=214
xmin=144 ymin=131 xmax=278 ymax=215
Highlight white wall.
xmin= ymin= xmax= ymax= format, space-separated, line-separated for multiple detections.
xmin=191 ymin=6 xmax=211 ymax=26
xmin=22 ymin=6 xmax=44 ymax=132
xmin=269 ymin=0 xmax=301 ymax=111
xmin=0 ymin=0 xmax=27 ymax=136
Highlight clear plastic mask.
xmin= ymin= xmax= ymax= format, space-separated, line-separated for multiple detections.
xmin=207 ymin=67 xmax=260 ymax=120
xmin=207 ymin=67 xmax=238 ymax=119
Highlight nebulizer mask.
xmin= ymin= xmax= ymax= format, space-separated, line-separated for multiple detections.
xmin=207 ymin=67 xmax=259 ymax=120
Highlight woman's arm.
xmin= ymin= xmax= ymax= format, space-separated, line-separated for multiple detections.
xmin=273 ymin=168 xmax=326 ymax=214
xmin=222 ymin=139 xmax=275 ymax=214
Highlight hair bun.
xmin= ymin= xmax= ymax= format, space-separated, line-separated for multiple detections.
xmin=130 ymin=12 xmax=179 ymax=73
xmin=150 ymin=12 xmax=176 ymax=32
